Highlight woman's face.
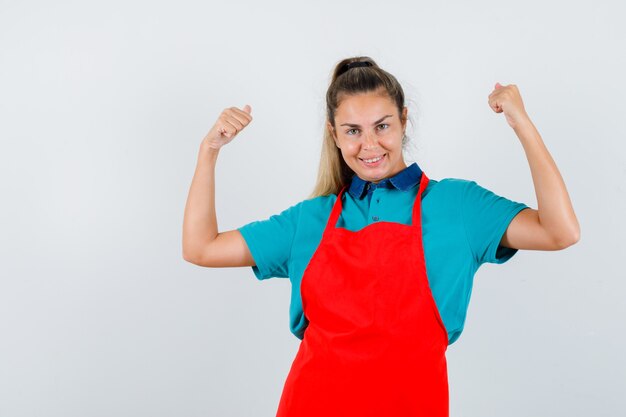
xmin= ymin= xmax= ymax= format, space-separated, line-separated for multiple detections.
xmin=328 ymin=91 xmax=408 ymax=184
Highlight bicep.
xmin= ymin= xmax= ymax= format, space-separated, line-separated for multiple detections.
xmin=500 ymin=208 xmax=562 ymax=251
xmin=188 ymin=229 xmax=256 ymax=268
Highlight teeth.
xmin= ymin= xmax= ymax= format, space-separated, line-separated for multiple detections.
xmin=363 ymin=155 xmax=383 ymax=163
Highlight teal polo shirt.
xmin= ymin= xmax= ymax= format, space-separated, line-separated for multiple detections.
xmin=237 ymin=162 xmax=530 ymax=345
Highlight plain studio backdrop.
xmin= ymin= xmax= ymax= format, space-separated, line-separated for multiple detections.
xmin=1 ymin=1 xmax=624 ymax=416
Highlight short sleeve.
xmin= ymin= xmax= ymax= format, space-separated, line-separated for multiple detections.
xmin=237 ymin=202 xmax=301 ymax=280
xmin=462 ymin=180 xmax=530 ymax=265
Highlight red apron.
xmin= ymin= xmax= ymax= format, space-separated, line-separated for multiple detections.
xmin=275 ymin=172 xmax=449 ymax=417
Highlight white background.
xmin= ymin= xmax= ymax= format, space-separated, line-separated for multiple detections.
xmin=1 ymin=1 xmax=624 ymax=416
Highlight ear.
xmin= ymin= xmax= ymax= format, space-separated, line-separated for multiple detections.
xmin=327 ymin=121 xmax=340 ymax=148
xmin=401 ymin=106 xmax=408 ymax=130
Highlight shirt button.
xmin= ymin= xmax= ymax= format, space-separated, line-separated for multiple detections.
xmin=372 ymin=216 xmax=379 ymax=221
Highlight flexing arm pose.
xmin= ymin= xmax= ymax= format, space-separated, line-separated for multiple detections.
xmin=182 ymin=105 xmax=255 ymax=267
xmin=182 ymin=83 xmax=580 ymax=270
xmin=488 ymin=83 xmax=580 ymax=250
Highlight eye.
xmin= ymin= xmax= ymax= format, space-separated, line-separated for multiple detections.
xmin=346 ymin=128 xmax=359 ymax=135
xmin=377 ymin=123 xmax=389 ymax=130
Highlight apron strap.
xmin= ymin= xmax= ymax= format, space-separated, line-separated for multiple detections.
xmin=324 ymin=185 xmax=347 ymax=233
xmin=411 ymin=172 xmax=429 ymax=227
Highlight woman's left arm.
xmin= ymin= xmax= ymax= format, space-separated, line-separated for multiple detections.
xmin=488 ymin=83 xmax=580 ymax=251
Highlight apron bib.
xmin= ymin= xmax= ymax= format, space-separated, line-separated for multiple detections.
xmin=276 ymin=172 xmax=449 ymax=417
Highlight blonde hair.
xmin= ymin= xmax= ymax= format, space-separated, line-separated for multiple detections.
xmin=308 ymin=56 xmax=411 ymax=198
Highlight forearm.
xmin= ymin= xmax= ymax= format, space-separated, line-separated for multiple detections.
xmin=182 ymin=143 xmax=220 ymax=260
xmin=514 ymin=117 xmax=580 ymax=245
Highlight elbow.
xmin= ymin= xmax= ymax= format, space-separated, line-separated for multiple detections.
xmin=183 ymin=250 xmax=197 ymax=264
xmin=183 ymin=237 xmax=217 ymax=266
xmin=183 ymin=246 xmax=213 ymax=266
xmin=555 ymin=226 xmax=581 ymax=250
xmin=182 ymin=236 xmax=207 ymax=265
xmin=182 ymin=246 xmax=202 ymax=265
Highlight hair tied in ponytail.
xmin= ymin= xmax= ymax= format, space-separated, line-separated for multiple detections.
xmin=337 ymin=61 xmax=373 ymax=77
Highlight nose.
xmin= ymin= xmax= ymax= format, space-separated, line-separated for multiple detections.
xmin=362 ymin=130 xmax=379 ymax=151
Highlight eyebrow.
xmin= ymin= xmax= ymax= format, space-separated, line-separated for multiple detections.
xmin=340 ymin=114 xmax=392 ymax=128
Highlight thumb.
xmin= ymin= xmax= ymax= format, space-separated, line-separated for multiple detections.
xmin=243 ymin=104 xmax=252 ymax=114
xmin=494 ymin=82 xmax=503 ymax=89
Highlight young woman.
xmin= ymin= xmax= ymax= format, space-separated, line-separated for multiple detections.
xmin=182 ymin=57 xmax=580 ymax=416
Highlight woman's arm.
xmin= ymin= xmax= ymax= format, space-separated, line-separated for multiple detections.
xmin=182 ymin=106 xmax=256 ymax=267
xmin=488 ymin=84 xmax=580 ymax=251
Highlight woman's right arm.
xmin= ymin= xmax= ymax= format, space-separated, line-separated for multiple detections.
xmin=182 ymin=105 xmax=255 ymax=267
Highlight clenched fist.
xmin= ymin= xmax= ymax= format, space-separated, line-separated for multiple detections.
xmin=488 ymin=83 xmax=531 ymax=130
xmin=202 ymin=105 xmax=253 ymax=150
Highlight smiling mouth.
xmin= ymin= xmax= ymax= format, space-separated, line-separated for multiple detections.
xmin=359 ymin=154 xmax=386 ymax=163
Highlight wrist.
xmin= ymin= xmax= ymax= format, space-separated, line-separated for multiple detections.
xmin=200 ymin=141 xmax=221 ymax=160
xmin=512 ymin=114 xmax=534 ymax=134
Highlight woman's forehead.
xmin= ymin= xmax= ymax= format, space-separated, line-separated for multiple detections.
xmin=335 ymin=93 xmax=398 ymax=121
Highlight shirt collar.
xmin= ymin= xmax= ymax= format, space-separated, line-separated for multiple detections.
xmin=348 ymin=162 xmax=423 ymax=199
